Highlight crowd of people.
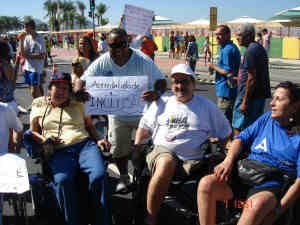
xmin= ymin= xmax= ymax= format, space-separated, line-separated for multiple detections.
xmin=0 ymin=17 xmax=299 ymax=225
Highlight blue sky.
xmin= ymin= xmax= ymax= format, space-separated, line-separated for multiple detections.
xmin=0 ymin=0 xmax=299 ymax=24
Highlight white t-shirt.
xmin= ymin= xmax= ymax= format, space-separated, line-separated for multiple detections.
xmin=0 ymin=102 xmax=23 ymax=154
xmin=139 ymin=95 xmax=232 ymax=160
xmin=23 ymin=34 xmax=46 ymax=74
xmin=81 ymin=48 xmax=164 ymax=121
xmin=263 ymin=34 xmax=270 ymax=51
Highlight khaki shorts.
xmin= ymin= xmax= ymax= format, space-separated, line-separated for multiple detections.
xmin=108 ymin=117 xmax=140 ymax=158
xmin=146 ymin=145 xmax=206 ymax=178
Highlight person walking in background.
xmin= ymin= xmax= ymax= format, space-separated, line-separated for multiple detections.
xmin=98 ymin=33 xmax=108 ymax=55
xmin=185 ymin=35 xmax=199 ymax=72
xmin=169 ymin=31 xmax=175 ymax=59
xmin=141 ymin=34 xmax=158 ymax=60
xmin=203 ymin=35 xmax=211 ymax=66
xmin=20 ymin=19 xmax=45 ymax=99
xmin=208 ymin=25 xmax=241 ymax=123
xmin=44 ymin=36 xmax=53 ymax=66
xmin=262 ymin=28 xmax=271 ymax=55
xmin=256 ymin=31 xmax=263 ymax=45
xmin=233 ymin=23 xmax=271 ymax=136
xmin=175 ymin=31 xmax=183 ymax=59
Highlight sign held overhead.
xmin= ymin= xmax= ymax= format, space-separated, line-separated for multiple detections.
xmin=124 ymin=4 xmax=154 ymax=36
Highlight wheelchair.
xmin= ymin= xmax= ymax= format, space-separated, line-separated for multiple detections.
xmin=23 ymin=130 xmax=113 ymax=225
xmin=130 ymin=140 xmax=228 ymax=225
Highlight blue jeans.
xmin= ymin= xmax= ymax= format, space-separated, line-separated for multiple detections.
xmin=48 ymin=139 xmax=107 ymax=225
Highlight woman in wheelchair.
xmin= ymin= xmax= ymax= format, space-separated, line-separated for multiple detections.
xmin=26 ymin=72 xmax=110 ymax=225
xmin=198 ymin=81 xmax=300 ymax=225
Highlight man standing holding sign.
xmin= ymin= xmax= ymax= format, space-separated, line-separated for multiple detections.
xmin=75 ymin=28 xmax=166 ymax=192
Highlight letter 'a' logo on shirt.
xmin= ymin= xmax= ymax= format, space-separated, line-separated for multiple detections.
xmin=254 ymin=137 xmax=268 ymax=152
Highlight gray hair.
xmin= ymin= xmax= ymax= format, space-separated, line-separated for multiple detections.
xmin=239 ymin=23 xmax=255 ymax=36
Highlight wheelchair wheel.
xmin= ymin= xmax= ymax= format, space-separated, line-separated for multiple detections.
xmin=6 ymin=191 xmax=32 ymax=225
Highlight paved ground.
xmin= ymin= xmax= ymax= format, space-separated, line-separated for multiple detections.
xmin=3 ymin=49 xmax=300 ymax=225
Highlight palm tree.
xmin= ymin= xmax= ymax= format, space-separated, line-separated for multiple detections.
xmin=100 ymin=18 xmax=109 ymax=26
xmin=59 ymin=0 xmax=76 ymax=30
xmin=43 ymin=0 xmax=58 ymax=31
xmin=95 ymin=3 xmax=109 ymax=26
xmin=75 ymin=15 xmax=88 ymax=29
xmin=76 ymin=0 xmax=86 ymax=17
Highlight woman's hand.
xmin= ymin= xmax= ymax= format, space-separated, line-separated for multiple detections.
xmin=97 ymin=139 xmax=111 ymax=152
xmin=214 ymin=158 xmax=234 ymax=182
xmin=43 ymin=136 xmax=62 ymax=145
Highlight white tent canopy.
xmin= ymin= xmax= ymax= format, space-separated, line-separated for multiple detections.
xmin=154 ymin=15 xmax=171 ymax=21
xmin=226 ymin=16 xmax=264 ymax=24
xmin=186 ymin=19 xmax=209 ymax=25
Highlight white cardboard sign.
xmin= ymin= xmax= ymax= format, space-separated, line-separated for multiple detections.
xmin=0 ymin=153 xmax=30 ymax=194
xmin=85 ymin=76 xmax=148 ymax=115
xmin=124 ymin=4 xmax=154 ymax=36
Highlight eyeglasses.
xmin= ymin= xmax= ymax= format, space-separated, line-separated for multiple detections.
xmin=108 ymin=41 xmax=128 ymax=49
xmin=172 ymin=79 xmax=192 ymax=86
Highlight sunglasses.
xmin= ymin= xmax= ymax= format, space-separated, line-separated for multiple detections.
xmin=72 ymin=62 xmax=82 ymax=67
xmin=108 ymin=41 xmax=128 ymax=49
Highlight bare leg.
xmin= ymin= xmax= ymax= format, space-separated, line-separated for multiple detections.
xmin=146 ymin=156 xmax=176 ymax=225
xmin=197 ymin=175 xmax=233 ymax=225
xmin=237 ymin=192 xmax=277 ymax=225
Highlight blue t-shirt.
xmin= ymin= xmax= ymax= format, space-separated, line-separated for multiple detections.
xmin=237 ymin=112 xmax=300 ymax=179
xmin=237 ymin=42 xmax=271 ymax=100
xmin=215 ymin=41 xmax=240 ymax=99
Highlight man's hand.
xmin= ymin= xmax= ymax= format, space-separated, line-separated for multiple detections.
xmin=208 ymin=63 xmax=215 ymax=71
xmin=239 ymin=100 xmax=247 ymax=114
xmin=74 ymin=89 xmax=90 ymax=102
xmin=141 ymin=90 xmax=159 ymax=102
xmin=97 ymin=139 xmax=111 ymax=152
xmin=131 ymin=144 xmax=146 ymax=173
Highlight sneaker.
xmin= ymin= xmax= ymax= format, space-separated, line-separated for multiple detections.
xmin=17 ymin=105 xmax=28 ymax=114
xmin=115 ymin=174 xmax=131 ymax=193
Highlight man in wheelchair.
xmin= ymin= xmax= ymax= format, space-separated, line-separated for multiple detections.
xmin=25 ymin=72 xmax=111 ymax=225
xmin=198 ymin=81 xmax=300 ymax=225
xmin=133 ymin=64 xmax=232 ymax=225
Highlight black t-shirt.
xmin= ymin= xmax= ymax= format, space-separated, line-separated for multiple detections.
xmin=237 ymin=42 xmax=271 ymax=100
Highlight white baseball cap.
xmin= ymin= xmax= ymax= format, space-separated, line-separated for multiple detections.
xmin=171 ymin=64 xmax=196 ymax=78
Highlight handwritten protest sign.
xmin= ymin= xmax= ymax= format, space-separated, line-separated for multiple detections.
xmin=0 ymin=153 xmax=30 ymax=194
xmin=85 ymin=76 xmax=148 ymax=115
xmin=124 ymin=4 xmax=154 ymax=36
